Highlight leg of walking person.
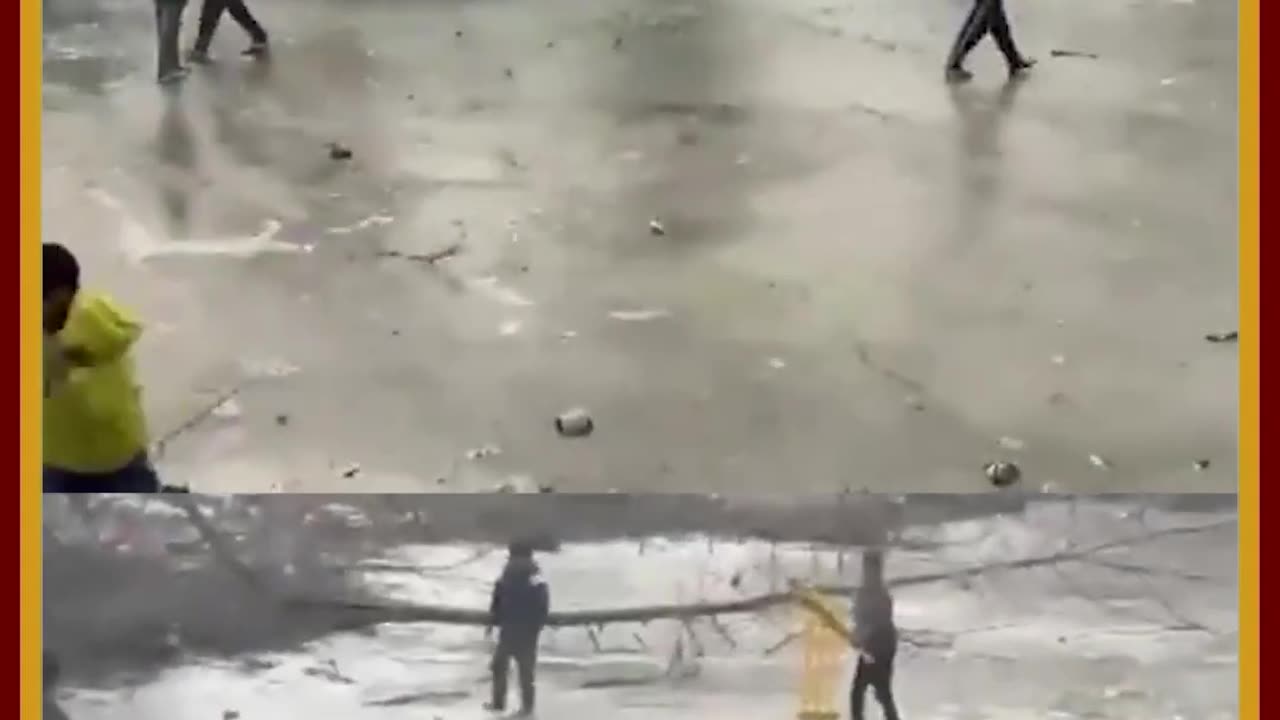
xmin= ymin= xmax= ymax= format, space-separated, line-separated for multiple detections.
xmin=487 ymin=643 xmax=512 ymax=711
xmin=987 ymin=0 xmax=1035 ymax=76
xmin=849 ymin=656 xmax=873 ymax=720
xmin=223 ymin=0 xmax=270 ymax=55
xmin=514 ymin=642 xmax=537 ymax=715
xmin=107 ymin=453 xmax=164 ymax=493
xmin=870 ymin=651 xmax=902 ymax=720
xmin=154 ymin=0 xmax=188 ymax=83
xmin=945 ymin=0 xmax=995 ymax=82
xmin=189 ymin=0 xmax=225 ymax=63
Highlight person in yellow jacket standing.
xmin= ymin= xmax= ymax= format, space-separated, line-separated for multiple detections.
xmin=43 ymin=243 xmax=162 ymax=493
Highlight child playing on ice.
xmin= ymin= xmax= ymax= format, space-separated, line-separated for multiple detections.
xmin=43 ymin=243 xmax=163 ymax=493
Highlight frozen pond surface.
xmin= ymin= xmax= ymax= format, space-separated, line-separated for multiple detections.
xmin=49 ymin=498 xmax=1237 ymax=719
xmin=41 ymin=0 xmax=1238 ymax=492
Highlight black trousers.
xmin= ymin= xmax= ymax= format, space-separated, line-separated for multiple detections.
xmin=154 ymin=0 xmax=187 ymax=79
xmin=43 ymin=454 xmax=162 ymax=493
xmin=946 ymin=0 xmax=1023 ymax=69
xmin=850 ymin=648 xmax=900 ymax=720
xmin=193 ymin=0 xmax=268 ymax=52
xmin=490 ymin=636 xmax=538 ymax=712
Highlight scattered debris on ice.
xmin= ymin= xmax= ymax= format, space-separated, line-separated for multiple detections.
xmin=556 ymin=408 xmax=595 ymax=437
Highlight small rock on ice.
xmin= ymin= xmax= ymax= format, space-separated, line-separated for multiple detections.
xmin=609 ymin=309 xmax=669 ymax=322
xmin=555 ymin=408 xmax=595 ymax=437
xmin=997 ymin=435 xmax=1025 ymax=451
xmin=466 ymin=444 xmax=502 ymax=460
xmin=984 ymin=461 xmax=1021 ymax=488
xmin=212 ymin=397 xmax=242 ymax=420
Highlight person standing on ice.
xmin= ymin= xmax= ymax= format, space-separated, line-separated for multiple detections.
xmin=484 ymin=542 xmax=550 ymax=717
xmin=850 ymin=549 xmax=901 ymax=720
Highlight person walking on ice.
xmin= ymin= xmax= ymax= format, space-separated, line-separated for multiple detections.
xmin=850 ymin=549 xmax=902 ymax=720
xmin=485 ymin=542 xmax=550 ymax=717
xmin=188 ymin=0 xmax=270 ymax=64
xmin=945 ymin=0 xmax=1035 ymax=83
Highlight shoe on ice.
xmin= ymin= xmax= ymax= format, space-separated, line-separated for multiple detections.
xmin=242 ymin=39 xmax=270 ymax=58
xmin=157 ymin=66 xmax=190 ymax=85
xmin=944 ymin=65 xmax=973 ymax=84
xmin=1009 ymin=57 xmax=1037 ymax=77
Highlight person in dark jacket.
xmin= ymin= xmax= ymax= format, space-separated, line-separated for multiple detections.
xmin=850 ymin=549 xmax=901 ymax=720
xmin=187 ymin=0 xmax=269 ymax=64
xmin=484 ymin=543 xmax=550 ymax=716
xmin=945 ymin=0 xmax=1034 ymax=84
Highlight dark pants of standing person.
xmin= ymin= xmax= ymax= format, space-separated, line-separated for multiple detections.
xmin=193 ymin=0 xmax=268 ymax=55
xmin=850 ymin=648 xmax=900 ymax=720
xmin=43 ymin=453 xmax=163 ymax=493
xmin=490 ymin=636 xmax=538 ymax=714
xmin=154 ymin=0 xmax=188 ymax=81
xmin=946 ymin=0 xmax=1026 ymax=72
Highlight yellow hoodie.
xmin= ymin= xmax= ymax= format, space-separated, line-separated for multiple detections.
xmin=43 ymin=291 xmax=149 ymax=473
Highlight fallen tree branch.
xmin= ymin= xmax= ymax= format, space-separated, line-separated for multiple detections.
xmin=376 ymin=243 xmax=462 ymax=265
xmin=1080 ymin=557 xmax=1216 ymax=583
xmin=281 ymin=519 xmax=1232 ymax=630
xmin=150 ymin=384 xmax=244 ymax=460
xmin=343 ymin=547 xmax=497 ymax=574
xmin=162 ymin=496 xmax=274 ymax=596
xmin=763 ymin=631 xmax=800 ymax=656
xmin=883 ymin=517 xmax=1234 ymax=590
xmin=706 ymin=616 xmax=738 ymax=649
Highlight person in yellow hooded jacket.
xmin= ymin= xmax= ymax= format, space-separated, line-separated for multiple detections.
xmin=43 ymin=243 xmax=162 ymax=493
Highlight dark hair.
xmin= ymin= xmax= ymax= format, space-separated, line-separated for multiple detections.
xmin=43 ymin=243 xmax=80 ymax=299
xmin=508 ymin=541 xmax=534 ymax=558
xmin=862 ymin=548 xmax=885 ymax=572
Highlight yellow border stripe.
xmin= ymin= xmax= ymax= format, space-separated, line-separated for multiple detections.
xmin=20 ymin=0 xmax=41 ymax=716
xmin=1237 ymin=0 xmax=1260 ymax=714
